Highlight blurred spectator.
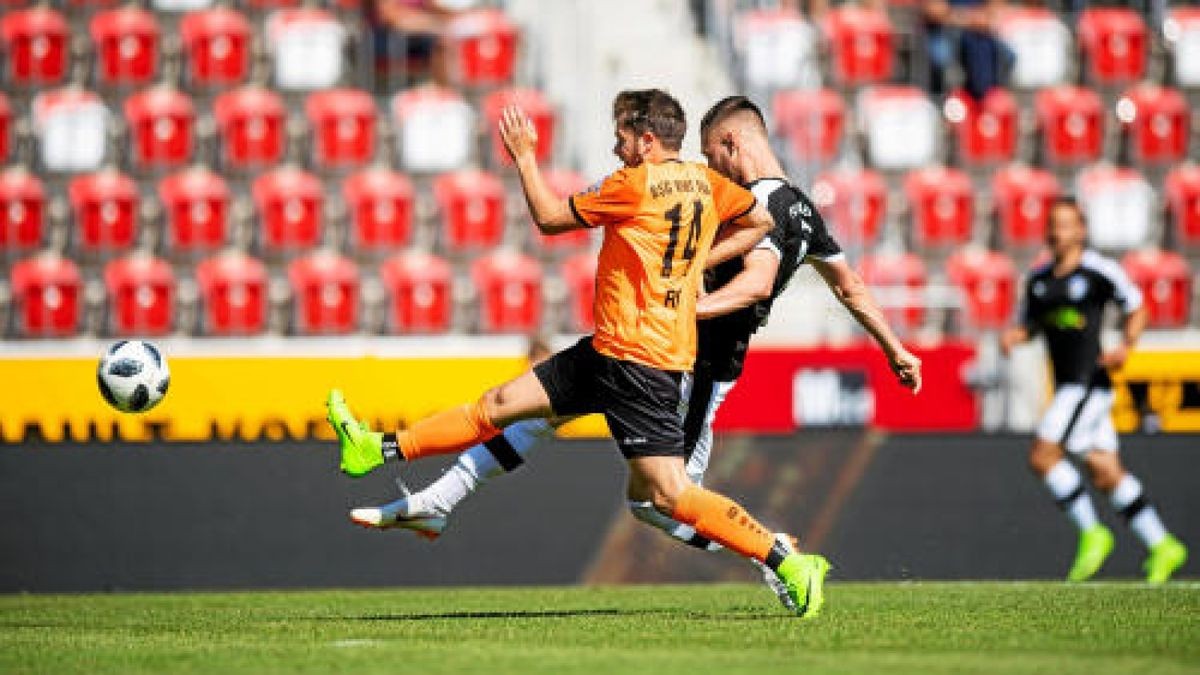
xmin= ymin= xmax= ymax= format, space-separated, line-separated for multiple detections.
xmin=366 ymin=0 xmax=471 ymax=91
xmin=922 ymin=0 xmax=1013 ymax=100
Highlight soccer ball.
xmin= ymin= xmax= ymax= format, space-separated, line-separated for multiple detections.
xmin=97 ymin=340 xmax=170 ymax=413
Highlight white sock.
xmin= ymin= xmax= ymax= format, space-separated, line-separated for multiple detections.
xmin=1044 ymin=460 xmax=1100 ymax=531
xmin=1109 ymin=474 xmax=1169 ymax=549
xmin=628 ymin=500 xmax=724 ymax=552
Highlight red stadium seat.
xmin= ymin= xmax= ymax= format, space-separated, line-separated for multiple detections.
xmin=195 ymin=250 xmax=268 ymax=336
xmin=251 ymin=167 xmax=323 ymax=254
xmin=996 ymin=7 xmax=1069 ymax=89
xmin=1035 ymin=86 xmax=1104 ymax=167
xmin=305 ymin=88 xmax=376 ymax=170
xmin=530 ymin=170 xmax=592 ymax=253
xmin=124 ymin=87 xmax=194 ymax=170
xmin=483 ymin=88 xmax=556 ymax=167
xmin=243 ymin=0 xmax=303 ymax=9
xmin=946 ymin=248 xmax=1016 ymax=330
xmin=991 ymin=165 xmax=1060 ymax=249
xmin=0 ymin=93 xmax=11 ymax=163
xmin=904 ymin=167 xmax=973 ymax=247
xmin=158 ymin=167 xmax=229 ymax=255
xmin=180 ymin=7 xmax=252 ymax=89
xmin=379 ymin=251 xmax=453 ymax=333
xmin=1115 ymin=85 xmax=1190 ymax=166
xmin=32 ymin=88 xmax=110 ymax=173
xmin=1121 ymin=250 xmax=1192 ymax=328
xmin=772 ymin=88 xmax=845 ymax=164
xmin=810 ymin=167 xmax=886 ymax=245
xmin=1165 ymin=8 xmax=1200 ymax=89
xmin=433 ymin=170 xmax=506 ymax=253
xmin=0 ymin=167 xmax=45 ymax=253
xmin=391 ymin=86 xmax=472 ymax=173
xmin=471 ymin=250 xmax=542 ymax=333
xmin=0 ymin=7 xmax=69 ymax=86
xmin=560 ymin=252 xmax=596 ymax=332
xmin=213 ymin=86 xmax=287 ymax=170
xmin=1077 ymin=166 xmax=1152 ymax=250
xmin=103 ymin=252 xmax=175 ymax=336
xmin=68 ymin=169 xmax=139 ymax=253
xmin=9 ymin=252 xmax=81 ymax=337
xmin=1078 ymin=8 xmax=1147 ymax=85
xmin=445 ymin=9 xmax=519 ymax=87
xmin=735 ymin=8 xmax=819 ymax=90
xmin=858 ymin=251 xmax=926 ymax=331
xmin=820 ymin=6 xmax=894 ymax=86
xmin=342 ymin=168 xmax=415 ymax=254
xmin=858 ymin=86 xmax=938 ymax=171
xmin=287 ymin=251 xmax=359 ymax=335
xmin=943 ymin=88 xmax=1018 ymax=166
xmin=90 ymin=6 xmax=160 ymax=88
xmin=267 ymin=8 xmax=346 ymax=91
xmin=1166 ymin=165 xmax=1200 ymax=249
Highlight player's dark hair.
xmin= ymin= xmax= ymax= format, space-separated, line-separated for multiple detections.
xmin=1051 ymin=196 xmax=1087 ymax=225
xmin=700 ymin=96 xmax=767 ymax=138
xmin=612 ymin=89 xmax=686 ymax=151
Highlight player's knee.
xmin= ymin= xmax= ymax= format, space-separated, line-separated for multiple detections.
xmin=1085 ymin=454 xmax=1123 ymax=491
xmin=1028 ymin=442 xmax=1062 ymax=475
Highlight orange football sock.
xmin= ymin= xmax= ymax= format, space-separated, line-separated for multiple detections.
xmin=671 ymin=484 xmax=775 ymax=562
xmin=398 ymin=399 xmax=501 ymax=461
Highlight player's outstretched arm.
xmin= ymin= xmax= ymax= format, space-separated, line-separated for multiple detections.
xmin=498 ymin=105 xmax=582 ymax=235
xmin=696 ymin=249 xmax=779 ymax=320
xmin=707 ymin=203 xmax=771 ymax=268
xmin=811 ymin=257 xmax=922 ymax=393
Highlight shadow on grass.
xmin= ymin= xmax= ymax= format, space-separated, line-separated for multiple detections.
xmin=304 ymin=607 xmax=781 ymax=622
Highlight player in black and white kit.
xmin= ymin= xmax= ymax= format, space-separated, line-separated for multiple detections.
xmin=1001 ymin=197 xmax=1188 ymax=584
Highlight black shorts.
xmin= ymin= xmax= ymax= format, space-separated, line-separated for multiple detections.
xmin=534 ymin=337 xmax=689 ymax=458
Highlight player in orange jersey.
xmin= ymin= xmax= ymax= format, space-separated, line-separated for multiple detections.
xmin=327 ymin=89 xmax=831 ymax=617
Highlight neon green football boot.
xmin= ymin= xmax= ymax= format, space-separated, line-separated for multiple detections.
xmin=1067 ymin=524 xmax=1114 ymax=582
xmin=1144 ymin=535 xmax=1188 ymax=585
xmin=774 ymin=552 xmax=831 ymax=619
xmin=326 ymin=389 xmax=385 ymax=477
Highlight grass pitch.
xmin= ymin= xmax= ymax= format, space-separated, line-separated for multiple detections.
xmin=1 ymin=582 xmax=1197 ymax=675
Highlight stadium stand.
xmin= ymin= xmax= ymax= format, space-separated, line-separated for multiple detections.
xmin=194 ymin=249 xmax=269 ymax=336
xmin=342 ymin=167 xmax=415 ymax=255
xmin=158 ymin=166 xmax=230 ymax=257
xmin=103 ymin=250 xmax=175 ymax=336
xmin=379 ymin=249 xmax=453 ymax=334
xmin=0 ymin=166 xmax=45 ymax=255
xmin=471 ymin=248 xmax=541 ymax=333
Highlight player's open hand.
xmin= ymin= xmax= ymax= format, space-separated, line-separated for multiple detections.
xmin=498 ymin=104 xmax=538 ymax=163
xmin=889 ymin=348 xmax=923 ymax=394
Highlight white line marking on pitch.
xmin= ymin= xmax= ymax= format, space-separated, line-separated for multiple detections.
xmin=330 ymin=639 xmax=383 ymax=648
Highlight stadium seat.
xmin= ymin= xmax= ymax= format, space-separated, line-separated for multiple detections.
xmin=0 ymin=167 xmax=45 ymax=254
xmin=529 ymin=169 xmax=592 ymax=253
xmin=342 ymin=168 xmax=414 ymax=254
xmin=559 ymin=252 xmax=596 ymax=332
xmin=772 ymin=88 xmax=845 ymax=165
xmin=103 ymin=252 xmax=175 ymax=336
xmin=1121 ymin=249 xmax=1192 ymax=328
xmin=444 ymin=8 xmax=519 ymax=88
xmin=1165 ymin=8 xmax=1200 ymax=89
xmin=996 ymin=7 xmax=1069 ymax=89
xmin=195 ymin=250 xmax=268 ymax=336
xmin=734 ymin=8 xmax=819 ymax=91
xmin=150 ymin=0 xmax=215 ymax=12
xmin=267 ymin=8 xmax=345 ymax=91
xmin=903 ymin=167 xmax=973 ymax=247
xmin=379 ymin=250 xmax=453 ymax=333
xmin=305 ymin=88 xmax=376 ymax=170
xmin=483 ymin=88 xmax=556 ymax=167
xmin=9 ymin=252 xmax=82 ymax=337
xmin=158 ymin=167 xmax=229 ymax=255
xmin=0 ymin=6 xmax=69 ymax=87
xmin=90 ymin=6 xmax=160 ymax=88
xmin=242 ymin=0 xmax=303 ymax=9
xmin=0 ymin=93 xmax=9 ymax=163
xmin=124 ymin=86 xmax=195 ymax=171
xmin=943 ymin=88 xmax=1018 ymax=166
xmin=213 ymin=86 xmax=287 ymax=170
xmin=68 ymin=169 xmax=139 ymax=253
xmin=391 ymin=86 xmax=472 ymax=173
xmin=251 ymin=167 xmax=323 ymax=254
xmin=945 ymin=248 xmax=1016 ymax=330
xmin=858 ymin=86 xmax=938 ymax=171
xmin=991 ymin=165 xmax=1060 ymax=249
xmin=1166 ymin=165 xmax=1200 ymax=249
xmin=180 ymin=7 xmax=252 ymax=89
xmin=471 ymin=250 xmax=542 ymax=333
xmin=432 ymin=170 xmax=506 ymax=253
xmin=820 ymin=6 xmax=894 ymax=86
xmin=32 ymin=88 xmax=110 ymax=173
xmin=1115 ymin=84 xmax=1190 ymax=166
xmin=857 ymin=251 xmax=926 ymax=331
xmin=287 ymin=250 xmax=359 ymax=335
xmin=1077 ymin=8 xmax=1147 ymax=86
xmin=810 ymin=167 xmax=886 ymax=246
xmin=1077 ymin=165 xmax=1152 ymax=250
xmin=1035 ymin=86 xmax=1104 ymax=167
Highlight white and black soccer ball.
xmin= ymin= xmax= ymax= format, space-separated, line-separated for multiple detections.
xmin=97 ymin=340 xmax=170 ymax=413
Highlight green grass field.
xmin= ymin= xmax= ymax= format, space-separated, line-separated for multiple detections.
xmin=1 ymin=583 xmax=1197 ymax=675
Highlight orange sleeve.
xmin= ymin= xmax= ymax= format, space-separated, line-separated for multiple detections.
xmin=568 ymin=168 xmax=643 ymax=229
xmin=706 ymin=168 xmax=757 ymax=223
